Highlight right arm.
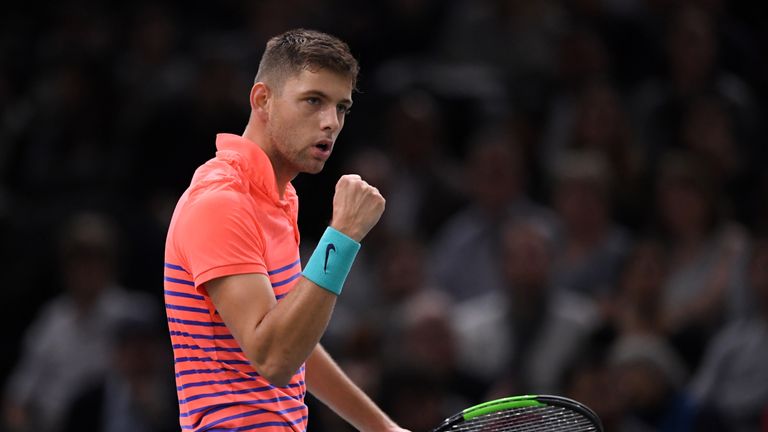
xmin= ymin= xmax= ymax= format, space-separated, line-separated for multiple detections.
xmin=206 ymin=272 xmax=335 ymax=386
xmin=206 ymin=175 xmax=384 ymax=386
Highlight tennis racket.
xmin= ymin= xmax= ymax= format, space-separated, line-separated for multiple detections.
xmin=431 ymin=394 xmax=603 ymax=432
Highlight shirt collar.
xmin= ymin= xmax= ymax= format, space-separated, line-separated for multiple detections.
xmin=214 ymin=133 xmax=297 ymax=207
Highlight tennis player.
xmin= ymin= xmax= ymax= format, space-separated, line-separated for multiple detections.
xmin=163 ymin=29 xmax=409 ymax=432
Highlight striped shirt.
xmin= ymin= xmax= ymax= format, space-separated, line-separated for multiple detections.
xmin=164 ymin=133 xmax=308 ymax=431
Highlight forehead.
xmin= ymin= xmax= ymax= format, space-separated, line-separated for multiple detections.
xmin=280 ymin=68 xmax=354 ymax=100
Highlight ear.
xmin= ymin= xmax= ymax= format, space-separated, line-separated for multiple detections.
xmin=250 ymin=82 xmax=271 ymax=121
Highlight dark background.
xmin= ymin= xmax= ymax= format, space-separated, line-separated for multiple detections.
xmin=1 ymin=0 xmax=767 ymax=431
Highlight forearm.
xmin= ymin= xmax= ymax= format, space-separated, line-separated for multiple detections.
xmin=306 ymin=345 xmax=398 ymax=432
xmin=249 ymin=225 xmax=362 ymax=384
xmin=245 ymin=278 xmax=338 ymax=385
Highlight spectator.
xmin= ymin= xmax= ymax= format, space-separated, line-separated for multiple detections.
xmin=436 ymin=0 xmax=566 ymax=111
xmin=452 ymin=218 xmax=600 ymax=395
xmin=608 ymin=334 xmax=696 ymax=432
xmin=540 ymin=26 xmax=620 ymax=203
xmin=607 ymin=239 xmax=669 ymax=336
xmin=430 ymin=125 xmax=557 ymax=302
xmin=549 ymin=81 xmax=648 ymax=228
xmin=653 ymin=151 xmax=750 ymax=370
xmin=62 ymin=314 xmax=177 ymax=432
xmin=378 ymin=294 xmax=485 ymax=431
xmin=560 ymin=336 xmax=623 ymax=432
xmin=549 ymin=150 xmax=632 ymax=301
xmin=678 ymin=93 xmax=753 ymax=223
xmin=363 ymin=234 xmax=452 ymax=361
xmin=2 ymin=211 xmax=156 ymax=432
xmin=689 ymin=239 xmax=768 ymax=432
xmin=631 ymin=3 xmax=760 ymax=166
xmin=378 ymin=90 xmax=464 ymax=241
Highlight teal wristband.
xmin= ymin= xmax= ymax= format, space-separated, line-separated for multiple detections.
xmin=302 ymin=227 xmax=361 ymax=295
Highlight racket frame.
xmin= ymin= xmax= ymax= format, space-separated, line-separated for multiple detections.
xmin=432 ymin=394 xmax=603 ymax=432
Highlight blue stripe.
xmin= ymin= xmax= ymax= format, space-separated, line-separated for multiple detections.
xmin=179 ymin=386 xmax=288 ymax=404
xmin=271 ymin=271 xmax=302 ymax=288
xmin=175 ymin=368 xmax=259 ymax=379
xmin=173 ymin=343 xmax=242 ymax=354
xmin=180 ymin=384 xmax=303 ymax=405
xmin=179 ymin=396 xmax=278 ymax=420
xmin=176 ymin=367 xmax=228 ymax=377
xmin=175 ymin=357 xmax=248 ymax=366
xmin=167 ymin=304 xmax=210 ymax=314
xmin=176 ymin=356 xmax=214 ymax=363
xmin=181 ymin=396 xmax=300 ymax=419
xmin=165 ymin=289 xmax=205 ymax=300
xmin=207 ymin=407 xmax=307 ymax=432
xmin=165 ymin=276 xmax=196 ymax=287
xmin=170 ymin=330 xmax=234 ymax=340
xmin=177 ymin=376 xmax=255 ymax=391
xmin=275 ymin=293 xmax=287 ymax=300
xmin=166 ymin=262 xmax=190 ymax=273
xmin=267 ymin=258 xmax=301 ymax=276
xmin=220 ymin=359 xmax=251 ymax=365
xmin=169 ymin=317 xmax=226 ymax=327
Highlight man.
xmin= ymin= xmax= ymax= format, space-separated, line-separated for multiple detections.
xmin=164 ymin=29 xmax=409 ymax=432
xmin=4 ymin=211 xmax=156 ymax=432
xmin=452 ymin=218 xmax=600 ymax=394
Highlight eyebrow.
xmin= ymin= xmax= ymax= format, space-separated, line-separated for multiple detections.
xmin=302 ymin=90 xmax=353 ymax=107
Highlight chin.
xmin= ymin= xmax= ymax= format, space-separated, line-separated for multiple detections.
xmin=302 ymin=162 xmax=326 ymax=175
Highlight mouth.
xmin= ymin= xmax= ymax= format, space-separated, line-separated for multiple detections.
xmin=312 ymin=140 xmax=333 ymax=158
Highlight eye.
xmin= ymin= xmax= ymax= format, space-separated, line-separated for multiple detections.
xmin=337 ymin=104 xmax=351 ymax=116
xmin=306 ymin=97 xmax=321 ymax=106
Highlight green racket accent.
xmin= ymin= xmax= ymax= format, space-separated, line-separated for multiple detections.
xmin=463 ymin=395 xmax=545 ymax=421
xmin=431 ymin=394 xmax=603 ymax=431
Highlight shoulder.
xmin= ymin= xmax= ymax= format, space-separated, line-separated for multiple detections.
xmin=22 ymin=295 xmax=73 ymax=341
xmin=170 ymin=187 xmax=258 ymax=250
xmin=709 ymin=318 xmax=763 ymax=351
xmin=101 ymin=286 xmax=160 ymax=319
xmin=177 ymin=171 xmax=259 ymax=231
xmin=187 ymin=153 xmax=253 ymax=202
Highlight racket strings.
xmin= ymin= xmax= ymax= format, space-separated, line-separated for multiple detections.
xmin=451 ymin=405 xmax=598 ymax=432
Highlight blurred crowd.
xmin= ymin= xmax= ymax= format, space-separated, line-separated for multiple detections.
xmin=1 ymin=0 xmax=767 ymax=431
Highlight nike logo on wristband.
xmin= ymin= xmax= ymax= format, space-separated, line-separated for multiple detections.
xmin=324 ymin=243 xmax=336 ymax=273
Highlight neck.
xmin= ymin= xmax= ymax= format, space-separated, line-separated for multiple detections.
xmin=243 ymin=122 xmax=294 ymax=199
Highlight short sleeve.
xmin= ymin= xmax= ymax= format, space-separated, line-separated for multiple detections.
xmin=176 ymin=189 xmax=267 ymax=291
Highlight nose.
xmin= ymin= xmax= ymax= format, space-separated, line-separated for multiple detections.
xmin=320 ymin=106 xmax=341 ymax=133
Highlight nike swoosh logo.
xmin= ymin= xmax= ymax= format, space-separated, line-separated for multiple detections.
xmin=324 ymin=243 xmax=336 ymax=273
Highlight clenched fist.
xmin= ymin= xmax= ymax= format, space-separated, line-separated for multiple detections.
xmin=330 ymin=175 xmax=385 ymax=242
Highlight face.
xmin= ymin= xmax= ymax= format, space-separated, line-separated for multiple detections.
xmin=621 ymin=242 xmax=666 ymax=302
xmin=502 ymin=223 xmax=551 ymax=291
xmin=658 ymin=181 xmax=709 ymax=235
xmin=555 ymin=179 xmax=606 ymax=233
xmin=264 ymin=68 xmax=353 ymax=177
